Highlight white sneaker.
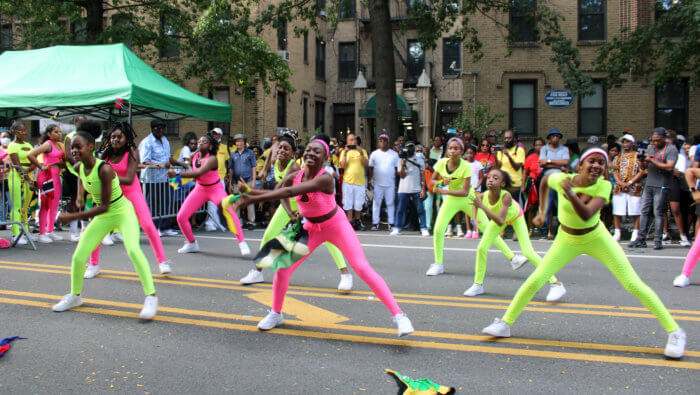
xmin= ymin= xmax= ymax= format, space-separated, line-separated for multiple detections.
xmin=390 ymin=228 xmax=401 ymax=236
xmin=482 ymin=317 xmax=511 ymax=337
xmin=70 ymin=232 xmax=80 ymax=242
xmin=444 ymin=225 xmax=453 ymax=236
xmin=84 ymin=264 xmax=100 ymax=279
xmin=510 ymin=254 xmax=528 ymax=271
xmin=238 ymin=241 xmax=251 ymax=256
xmin=420 ymin=229 xmax=430 ymax=237
xmin=161 ymin=229 xmax=178 ymax=236
xmin=664 ymin=328 xmax=686 ymax=359
xmin=680 ymin=235 xmax=691 ymax=247
xmin=178 ymin=240 xmax=200 ymax=254
xmin=456 ymin=225 xmax=464 ymax=237
xmin=546 ymin=282 xmax=566 ymax=302
xmin=393 ymin=313 xmax=414 ymax=337
xmin=48 ymin=232 xmax=63 ymax=241
xmin=139 ymin=295 xmax=158 ymax=320
xmin=630 ymin=230 xmax=639 ymax=243
xmin=52 ymin=293 xmax=83 ymax=312
xmin=673 ymin=274 xmax=690 ymax=288
xmin=26 ymin=233 xmax=37 ymax=242
xmin=240 ymin=269 xmax=265 ymax=284
xmin=15 ymin=235 xmax=28 ymax=245
xmin=425 ymin=263 xmax=444 ymax=276
xmin=112 ymin=232 xmax=124 ymax=243
xmin=102 ymin=234 xmax=114 ymax=246
xmin=613 ymin=229 xmax=621 ymax=241
xmin=258 ymin=310 xmax=284 ymax=330
xmin=158 ymin=260 xmax=172 ymax=275
xmin=463 ymin=283 xmax=484 ymax=297
xmin=337 ymin=273 xmax=353 ymax=292
xmin=38 ymin=234 xmax=53 ymax=243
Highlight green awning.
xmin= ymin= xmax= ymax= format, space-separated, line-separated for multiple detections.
xmin=0 ymin=44 xmax=232 ymax=122
xmin=359 ymin=94 xmax=412 ymax=119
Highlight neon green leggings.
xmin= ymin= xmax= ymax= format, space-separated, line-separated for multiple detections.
xmin=260 ymin=204 xmax=347 ymax=270
xmin=8 ymin=171 xmax=32 ymax=236
xmin=476 ymin=216 xmax=557 ymax=285
xmin=433 ymin=197 xmax=514 ymax=264
xmin=70 ymin=199 xmax=155 ymax=296
xmin=502 ymin=223 xmax=679 ymax=333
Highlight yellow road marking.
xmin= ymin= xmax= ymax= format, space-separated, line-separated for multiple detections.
xmin=2 ymin=263 xmax=700 ymax=322
xmin=1 ymin=295 xmax=698 ymax=370
xmin=2 ymin=289 xmax=699 ymax=358
xmin=243 ymin=291 xmax=349 ymax=325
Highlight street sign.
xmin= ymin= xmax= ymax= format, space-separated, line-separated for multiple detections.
xmin=545 ymin=90 xmax=574 ymax=108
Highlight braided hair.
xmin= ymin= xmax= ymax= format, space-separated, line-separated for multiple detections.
xmin=101 ymin=122 xmax=138 ymax=162
xmin=202 ymin=132 xmax=220 ymax=155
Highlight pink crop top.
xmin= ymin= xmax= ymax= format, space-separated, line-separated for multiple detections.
xmin=192 ymin=152 xmax=220 ymax=186
xmin=43 ymin=141 xmax=65 ymax=167
xmin=106 ymin=152 xmax=140 ymax=194
xmin=293 ymin=168 xmax=337 ymax=218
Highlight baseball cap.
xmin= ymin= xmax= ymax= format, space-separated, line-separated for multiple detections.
xmin=150 ymin=119 xmax=166 ymax=128
xmin=210 ymin=127 xmax=223 ymax=135
xmin=378 ymin=134 xmax=389 ymax=141
xmin=619 ymin=134 xmax=635 ymax=143
xmin=232 ymin=133 xmax=246 ymax=141
xmin=547 ymin=129 xmax=562 ymax=138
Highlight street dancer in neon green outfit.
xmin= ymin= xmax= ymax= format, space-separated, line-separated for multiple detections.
xmin=51 ymin=121 xmax=158 ymax=320
xmin=426 ymin=137 xmax=527 ymax=276
xmin=238 ymin=134 xmax=353 ymax=291
xmin=482 ymin=148 xmax=687 ymax=359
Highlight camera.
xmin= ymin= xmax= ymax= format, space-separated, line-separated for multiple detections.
xmin=399 ymin=144 xmax=415 ymax=159
xmin=346 ymin=144 xmax=357 ymax=150
xmin=492 ymin=145 xmax=504 ymax=152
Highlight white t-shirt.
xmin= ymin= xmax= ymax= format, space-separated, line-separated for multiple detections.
xmin=467 ymin=160 xmax=483 ymax=191
xmin=398 ymin=156 xmax=425 ymax=194
xmin=369 ymin=149 xmax=400 ymax=187
xmin=324 ymin=164 xmax=338 ymax=194
xmin=675 ymin=151 xmax=689 ymax=173
xmin=178 ymin=145 xmax=192 ymax=162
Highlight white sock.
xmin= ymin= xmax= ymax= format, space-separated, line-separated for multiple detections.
xmin=70 ymin=220 xmax=78 ymax=233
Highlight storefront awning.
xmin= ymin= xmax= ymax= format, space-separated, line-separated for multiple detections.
xmin=359 ymin=94 xmax=412 ymax=119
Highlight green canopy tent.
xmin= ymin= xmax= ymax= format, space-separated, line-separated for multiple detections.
xmin=0 ymin=43 xmax=231 ymax=122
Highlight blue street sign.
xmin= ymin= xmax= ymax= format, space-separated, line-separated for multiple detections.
xmin=545 ymin=90 xmax=574 ymax=108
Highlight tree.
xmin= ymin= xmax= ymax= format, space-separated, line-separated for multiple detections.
xmin=453 ymin=103 xmax=504 ymax=139
xmin=594 ymin=1 xmax=699 ymax=88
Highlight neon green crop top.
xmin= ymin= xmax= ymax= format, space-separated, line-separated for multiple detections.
xmin=548 ymin=172 xmax=611 ymax=229
xmin=434 ymin=158 xmax=472 ymax=193
xmin=79 ymin=158 xmax=123 ymax=206
xmin=483 ymin=189 xmax=521 ymax=222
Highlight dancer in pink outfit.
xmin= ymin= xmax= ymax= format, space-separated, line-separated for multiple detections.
xmin=28 ymin=124 xmax=65 ymax=243
xmin=231 ymin=134 xmax=414 ymax=337
xmin=674 ymin=167 xmax=700 ymax=287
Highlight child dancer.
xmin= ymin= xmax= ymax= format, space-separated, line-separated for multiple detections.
xmin=466 ymin=168 xmax=566 ymax=301
xmin=238 ymin=135 xmax=353 ymax=291
xmin=169 ymin=133 xmax=249 ymax=256
xmin=27 ymin=124 xmax=65 ymax=243
xmin=83 ymin=122 xmax=171 ymax=278
xmin=6 ymin=121 xmax=37 ymax=245
xmin=427 ymin=137 xmax=526 ymax=276
xmin=482 ymin=148 xmax=686 ymax=359
xmin=231 ymin=136 xmax=414 ymax=336
xmin=673 ymin=167 xmax=700 ymax=287
xmin=52 ymin=121 xmax=158 ymax=319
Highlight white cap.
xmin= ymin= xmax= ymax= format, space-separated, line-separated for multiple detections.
xmin=619 ymin=134 xmax=635 ymax=143
xmin=210 ymin=127 xmax=223 ymax=135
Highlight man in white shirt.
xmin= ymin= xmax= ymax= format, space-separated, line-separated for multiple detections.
xmin=368 ymin=133 xmax=400 ymax=230
xmin=391 ymin=144 xmax=428 ymax=236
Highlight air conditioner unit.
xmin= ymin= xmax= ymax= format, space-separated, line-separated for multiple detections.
xmin=278 ymin=50 xmax=290 ymax=62
xmin=320 ymin=10 xmax=327 ymax=17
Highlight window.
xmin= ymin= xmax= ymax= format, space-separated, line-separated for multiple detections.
xmin=338 ymin=0 xmax=356 ymax=19
xmin=277 ymin=20 xmax=287 ymax=51
xmin=315 ymin=101 xmax=325 ymax=132
xmin=164 ymin=120 xmax=179 ymax=136
xmin=655 ymin=0 xmax=681 ymax=37
xmin=578 ymin=0 xmax=605 ymax=41
xmin=443 ymin=38 xmax=461 ymax=76
xmin=579 ymin=81 xmax=606 ymax=136
xmin=509 ymin=80 xmax=537 ymax=135
xmin=160 ymin=13 xmax=180 ymax=58
xmin=509 ymin=0 xmax=537 ymax=43
xmin=438 ymin=102 xmax=463 ymax=134
xmin=655 ymin=80 xmax=688 ymax=133
xmin=303 ymin=97 xmax=309 ymax=131
xmin=315 ymin=38 xmax=326 ymax=79
xmin=208 ymin=87 xmax=231 ymax=138
xmin=333 ymin=104 xmax=355 ymax=137
xmin=1 ymin=24 xmax=12 ymax=52
xmin=277 ymin=92 xmax=287 ymax=128
xmin=407 ymin=40 xmax=425 ymax=81
xmin=338 ymin=42 xmax=356 ymax=81
xmin=303 ymin=31 xmax=309 ymax=63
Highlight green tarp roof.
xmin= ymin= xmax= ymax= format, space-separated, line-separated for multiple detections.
xmin=359 ymin=94 xmax=412 ymax=119
xmin=0 ymin=43 xmax=232 ymax=122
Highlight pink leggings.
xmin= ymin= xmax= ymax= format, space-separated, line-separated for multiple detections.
xmin=272 ymin=209 xmax=402 ymax=316
xmin=177 ymin=182 xmax=244 ymax=243
xmin=37 ymin=168 xmax=61 ymax=234
xmin=681 ymin=237 xmax=700 ymax=277
xmin=90 ymin=186 xmax=167 ymax=265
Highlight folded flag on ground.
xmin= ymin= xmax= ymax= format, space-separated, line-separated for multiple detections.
xmin=0 ymin=336 xmax=27 ymax=358
xmin=254 ymin=218 xmax=309 ymax=271
xmin=385 ymin=369 xmax=455 ymax=395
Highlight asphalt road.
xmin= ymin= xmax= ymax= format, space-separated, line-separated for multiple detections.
xmin=0 ymin=228 xmax=698 ymax=393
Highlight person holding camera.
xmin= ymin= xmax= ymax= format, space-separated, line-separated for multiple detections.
xmin=495 ymin=130 xmax=526 ymax=205
xmin=368 ymin=134 xmax=400 ymax=231
xmin=391 ymin=143 xmax=429 ymax=237
xmin=630 ymin=127 xmax=678 ymax=250
xmin=611 ymin=134 xmax=643 ymax=242
xmin=340 ymin=133 xmax=369 ymax=230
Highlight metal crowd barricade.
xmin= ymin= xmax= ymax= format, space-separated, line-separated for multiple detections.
xmin=140 ymin=166 xmax=208 ymax=224
xmin=0 ymin=164 xmax=37 ymax=250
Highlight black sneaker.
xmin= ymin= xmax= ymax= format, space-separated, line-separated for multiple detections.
xmin=370 ymin=224 xmax=380 ymax=231
xmin=630 ymin=240 xmax=647 ymax=248
xmin=245 ymin=222 xmax=256 ymax=230
xmin=358 ymin=222 xmax=366 ymax=231
xmin=654 ymin=241 xmax=663 ymax=250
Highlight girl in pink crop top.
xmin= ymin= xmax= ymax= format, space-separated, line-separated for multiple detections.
xmin=231 ymin=138 xmax=414 ymax=336
xmin=191 ymin=151 xmax=221 ymax=186
xmin=27 ymin=124 xmax=66 ymax=239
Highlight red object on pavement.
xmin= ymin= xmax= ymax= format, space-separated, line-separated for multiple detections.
xmin=0 ymin=238 xmax=10 ymax=248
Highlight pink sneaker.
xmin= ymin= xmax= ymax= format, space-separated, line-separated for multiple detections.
xmin=464 ymin=231 xmax=472 ymax=239
xmin=471 ymin=231 xmax=479 ymax=239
